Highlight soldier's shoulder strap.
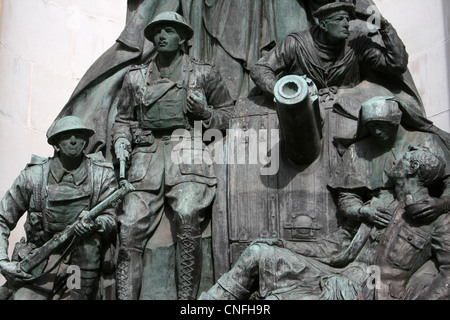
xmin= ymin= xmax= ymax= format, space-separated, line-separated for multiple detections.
xmin=85 ymin=152 xmax=115 ymax=210
xmin=126 ymin=62 xmax=150 ymax=88
xmin=25 ymin=155 xmax=50 ymax=169
xmin=24 ymin=155 xmax=51 ymax=213
xmin=86 ymin=152 xmax=114 ymax=170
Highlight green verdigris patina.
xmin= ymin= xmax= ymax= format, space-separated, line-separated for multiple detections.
xmin=0 ymin=117 xmax=120 ymax=300
xmin=112 ymin=12 xmax=234 ymax=300
xmin=1 ymin=0 xmax=449 ymax=301
xmin=200 ymin=98 xmax=450 ymax=300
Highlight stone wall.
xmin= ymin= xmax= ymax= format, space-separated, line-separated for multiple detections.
xmin=0 ymin=0 xmax=448 ymax=285
xmin=374 ymin=0 xmax=450 ymax=130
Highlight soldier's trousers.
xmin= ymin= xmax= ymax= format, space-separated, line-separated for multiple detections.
xmin=200 ymin=243 xmax=369 ymax=300
xmin=13 ymin=233 xmax=102 ymax=300
xmin=116 ymin=181 xmax=215 ymax=300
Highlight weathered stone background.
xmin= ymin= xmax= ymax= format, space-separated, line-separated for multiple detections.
xmin=0 ymin=0 xmax=449 ymax=286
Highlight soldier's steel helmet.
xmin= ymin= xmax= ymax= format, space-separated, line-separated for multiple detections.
xmin=313 ymin=0 xmax=356 ymax=20
xmin=47 ymin=116 xmax=95 ymax=146
xmin=144 ymin=11 xmax=194 ymax=41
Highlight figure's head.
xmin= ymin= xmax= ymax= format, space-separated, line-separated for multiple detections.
xmin=390 ymin=146 xmax=446 ymax=189
xmin=47 ymin=116 xmax=95 ymax=158
xmin=314 ymin=1 xmax=355 ymax=43
xmin=361 ymin=97 xmax=403 ymax=148
xmin=144 ymin=12 xmax=193 ymax=55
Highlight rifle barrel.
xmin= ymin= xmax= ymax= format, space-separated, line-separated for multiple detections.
xmin=20 ymin=182 xmax=134 ymax=274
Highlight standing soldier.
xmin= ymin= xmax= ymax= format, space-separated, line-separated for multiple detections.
xmin=112 ymin=12 xmax=234 ymax=300
xmin=0 ymin=116 xmax=118 ymax=300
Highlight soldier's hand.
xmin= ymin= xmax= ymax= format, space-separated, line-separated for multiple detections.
xmin=359 ymin=205 xmax=392 ymax=228
xmin=379 ymin=15 xmax=391 ymax=30
xmin=0 ymin=260 xmax=32 ymax=283
xmin=114 ymin=138 xmax=131 ymax=159
xmin=405 ymin=197 xmax=447 ymax=223
xmin=74 ymin=215 xmax=101 ymax=237
xmin=187 ymin=90 xmax=212 ymax=120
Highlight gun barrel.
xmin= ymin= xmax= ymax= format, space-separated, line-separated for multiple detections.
xmin=120 ymin=159 xmax=126 ymax=180
xmin=118 ymin=143 xmax=129 ymax=180
xmin=274 ymin=75 xmax=322 ymax=165
xmin=87 ymin=181 xmax=135 ymax=220
xmin=20 ymin=182 xmax=135 ymax=274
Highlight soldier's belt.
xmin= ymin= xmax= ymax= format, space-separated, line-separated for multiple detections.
xmin=132 ymin=128 xmax=155 ymax=146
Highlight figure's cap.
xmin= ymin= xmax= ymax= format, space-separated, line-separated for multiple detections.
xmin=361 ymin=96 xmax=403 ymax=126
xmin=313 ymin=0 xmax=356 ymax=20
xmin=144 ymin=11 xmax=194 ymax=41
xmin=47 ymin=116 xmax=95 ymax=146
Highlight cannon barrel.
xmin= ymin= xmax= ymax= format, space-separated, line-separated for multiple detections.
xmin=274 ymin=75 xmax=322 ymax=165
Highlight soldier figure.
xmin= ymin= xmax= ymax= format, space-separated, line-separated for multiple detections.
xmin=199 ymin=146 xmax=450 ymax=300
xmin=112 ymin=12 xmax=234 ymax=300
xmin=372 ymin=146 xmax=450 ymax=300
xmin=329 ymin=97 xmax=450 ymax=230
xmin=0 ymin=116 xmax=118 ymax=300
xmin=250 ymin=0 xmax=409 ymax=102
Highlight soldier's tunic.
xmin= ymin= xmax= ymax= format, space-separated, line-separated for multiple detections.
xmin=373 ymin=196 xmax=450 ymax=300
xmin=250 ymin=24 xmax=409 ymax=99
xmin=328 ymin=129 xmax=450 ymax=300
xmin=250 ymin=23 xmax=416 ymax=171
xmin=0 ymin=153 xmax=118 ymax=299
xmin=112 ymin=53 xmax=233 ymax=299
xmin=329 ymin=129 xmax=450 ymax=211
xmin=202 ymin=191 xmax=450 ymax=300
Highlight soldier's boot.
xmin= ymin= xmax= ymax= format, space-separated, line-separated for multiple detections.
xmin=198 ymin=273 xmax=250 ymax=300
xmin=69 ymin=269 xmax=99 ymax=300
xmin=116 ymin=247 xmax=144 ymax=300
xmin=176 ymin=225 xmax=203 ymax=300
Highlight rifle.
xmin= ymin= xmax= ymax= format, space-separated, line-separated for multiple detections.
xmin=19 ymin=181 xmax=135 ymax=276
xmin=117 ymin=141 xmax=130 ymax=181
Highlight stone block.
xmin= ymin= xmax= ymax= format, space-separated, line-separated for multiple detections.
xmin=1 ymin=0 xmax=73 ymax=74
xmin=409 ymin=43 xmax=450 ymax=120
xmin=70 ymin=13 xmax=125 ymax=80
xmin=374 ymin=0 xmax=447 ymax=56
xmin=430 ymin=110 xmax=450 ymax=132
xmin=29 ymin=64 xmax=79 ymax=132
xmin=0 ymin=117 xmax=51 ymax=197
xmin=0 ymin=45 xmax=31 ymax=124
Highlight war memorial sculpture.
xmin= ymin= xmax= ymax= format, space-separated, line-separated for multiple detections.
xmin=0 ymin=0 xmax=449 ymax=300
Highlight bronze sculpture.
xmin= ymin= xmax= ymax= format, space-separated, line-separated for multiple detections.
xmin=0 ymin=117 xmax=119 ymax=300
xmin=251 ymin=1 xmax=408 ymax=100
xmin=372 ymin=146 xmax=450 ymax=300
xmin=1 ymin=1 xmax=449 ymax=300
xmin=112 ymin=12 xmax=234 ymax=300
xmin=328 ymin=97 xmax=450 ymax=299
xmin=199 ymin=106 xmax=450 ymax=300
xmin=329 ymin=97 xmax=450 ymax=231
xmin=48 ymin=0 xmax=317 ymax=159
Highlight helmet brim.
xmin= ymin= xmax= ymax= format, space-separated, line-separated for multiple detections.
xmin=313 ymin=3 xmax=356 ymax=20
xmin=47 ymin=128 xmax=95 ymax=146
xmin=144 ymin=20 xmax=194 ymax=42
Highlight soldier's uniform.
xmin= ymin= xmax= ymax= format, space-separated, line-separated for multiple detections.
xmin=112 ymin=12 xmax=233 ymax=300
xmin=373 ymin=199 xmax=450 ymax=300
xmin=0 ymin=119 xmax=118 ymax=300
